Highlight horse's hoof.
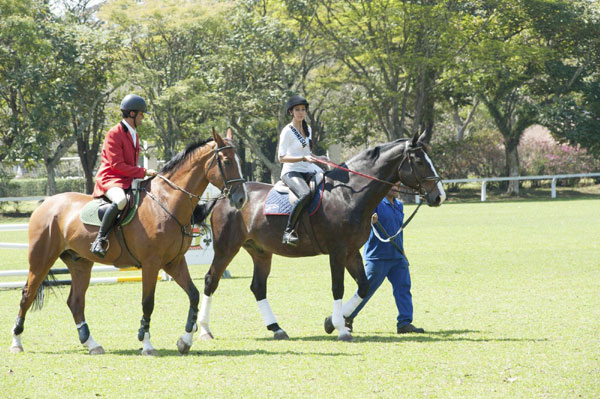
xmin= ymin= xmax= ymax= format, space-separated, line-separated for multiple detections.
xmin=323 ymin=316 xmax=334 ymax=334
xmin=9 ymin=345 xmax=23 ymax=353
xmin=199 ymin=332 xmax=214 ymax=341
xmin=177 ymin=338 xmax=191 ymax=355
xmin=141 ymin=348 xmax=158 ymax=356
xmin=273 ymin=329 xmax=289 ymax=340
xmin=337 ymin=332 xmax=353 ymax=342
xmin=89 ymin=346 xmax=105 ymax=355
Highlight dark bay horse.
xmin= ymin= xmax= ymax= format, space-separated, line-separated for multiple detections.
xmin=10 ymin=128 xmax=247 ymax=355
xmin=197 ymin=133 xmax=445 ymax=341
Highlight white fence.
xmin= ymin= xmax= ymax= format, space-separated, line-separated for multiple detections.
xmin=441 ymin=172 xmax=600 ymax=202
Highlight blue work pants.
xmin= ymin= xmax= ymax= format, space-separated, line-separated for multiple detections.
xmin=349 ymin=257 xmax=413 ymax=328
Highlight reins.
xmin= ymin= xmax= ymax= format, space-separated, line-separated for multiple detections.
xmin=313 ymin=146 xmax=438 ymax=238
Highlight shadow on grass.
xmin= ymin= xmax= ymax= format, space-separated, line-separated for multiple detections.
xmin=287 ymin=329 xmax=548 ymax=343
xmin=87 ymin=348 xmax=355 ymax=357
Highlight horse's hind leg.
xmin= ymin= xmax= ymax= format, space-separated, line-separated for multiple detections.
xmin=10 ymin=231 xmax=63 ymax=353
xmin=63 ymin=254 xmax=104 ymax=355
xmin=249 ymin=252 xmax=288 ymax=340
xmin=163 ymin=257 xmax=200 ymax=355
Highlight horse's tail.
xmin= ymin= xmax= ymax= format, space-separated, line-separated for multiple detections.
xmin=31 ymin=273 xmax=59 ymax=311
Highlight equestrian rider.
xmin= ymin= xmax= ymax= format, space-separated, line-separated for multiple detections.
xmin=278 ymin=95 xmax=329 ymax=246
xmin=90 ymin=94 xmax=157 ymax=257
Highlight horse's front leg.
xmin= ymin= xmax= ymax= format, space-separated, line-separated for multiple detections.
xmin=249 ymin=252 xmax=288 ymax=340
xmin=138 ymin=266 xmax=160 ymax=356
xmin=199 ymin=244 xmax=241 ymax=340
xmin=324 ymin=250 xmax=368 ymax=335
xmin=163 ymin=257 xmax=199 ymax=355
xmin=329 ymin=249 xmax=353 ymax=341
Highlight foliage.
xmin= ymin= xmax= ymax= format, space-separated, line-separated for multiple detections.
xmin=519 ymin=130 xmax=600 ymax=176
xmin=430 ymin=128 xmax=505 ymax=180
xmin=0 ymin=177 xmax=85 ymax=197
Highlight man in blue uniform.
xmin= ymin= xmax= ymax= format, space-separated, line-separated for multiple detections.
xmin=333 ymin=184 xmax=425 ymax=334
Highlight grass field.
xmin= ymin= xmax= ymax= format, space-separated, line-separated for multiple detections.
xmin=0 ymin=199 xmax=599 ymax=398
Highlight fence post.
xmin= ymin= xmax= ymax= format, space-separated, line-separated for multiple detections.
xmin=481 ymin=180 xmax=487 ymax=202
xmin=551 ymin=178 xmax=557 ymax=198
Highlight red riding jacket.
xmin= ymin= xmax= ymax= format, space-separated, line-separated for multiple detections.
xmin=92 ymin=122 xmax=146 ymax=198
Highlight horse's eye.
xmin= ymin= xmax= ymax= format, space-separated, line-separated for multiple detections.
xmin=223 ymin=159 xmax=233 ymax=166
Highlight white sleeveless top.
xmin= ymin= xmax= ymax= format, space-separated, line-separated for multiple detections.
xmin=278 ymin=123 xmax=323 ymax=177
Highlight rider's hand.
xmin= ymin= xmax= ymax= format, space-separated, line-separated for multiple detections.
xmin=145 ymin=168 xmax=157 ymax=177
xmin=371 ymin=213 xmax=378 ymax=224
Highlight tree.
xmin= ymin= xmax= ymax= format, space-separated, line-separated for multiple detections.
xmin=99 ymin=0 xmax=228 ymax=159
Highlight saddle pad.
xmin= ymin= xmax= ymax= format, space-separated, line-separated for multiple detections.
xmin=80 ymin=191 xmax=139 ymax=227
xmin=80 ymin=199 xmax=105 ymax=226
xmin=263 ymin=180 xmax=324 ymax=216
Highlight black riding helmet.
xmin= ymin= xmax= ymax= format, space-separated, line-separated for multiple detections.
xmin=286 ymin=95 xmax=309 ymax=114
xmin=120 ymin=94 xmax=149 ymax=117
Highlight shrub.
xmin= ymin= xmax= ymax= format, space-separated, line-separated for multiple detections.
xmin=2 ymin=178 xmax=86 ymax=197
xmin=519 ymin=127 xmax=600 ymax=184
xmin=430 ymin=129 xmax=505 ymax=181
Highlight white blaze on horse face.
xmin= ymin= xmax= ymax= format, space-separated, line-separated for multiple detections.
xmin=423 ymin=151 xmax=446 ymax=204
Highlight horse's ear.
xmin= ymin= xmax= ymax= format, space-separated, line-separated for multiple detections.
xmin=411 ymin=132 xmax=419 ymax=147
xmin=418 ymin=131 xmax=428 ymax=144
xmin=226 ymin=127 xmax=233 ymax=140
xmin=212 ymin=127 xmax=224 ymax=146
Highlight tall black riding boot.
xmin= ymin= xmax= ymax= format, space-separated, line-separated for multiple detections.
xmin=282 ymin=194 xmax=311 ymax=246
xmin=90 ymin=202 xmax=120 ymax=257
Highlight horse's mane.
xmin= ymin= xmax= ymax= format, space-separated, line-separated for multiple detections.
xmin=160 ymin=138 xmax=214 ymax=175
xmin=324 ymin=138 xmax=409 ymax=180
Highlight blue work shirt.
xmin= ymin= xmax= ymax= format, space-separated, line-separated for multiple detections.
xmin=363 ymin=197 xmax=404 ymax=261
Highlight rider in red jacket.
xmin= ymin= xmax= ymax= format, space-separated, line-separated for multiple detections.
xmin=90 ymin=94 xmax=156 ymax=257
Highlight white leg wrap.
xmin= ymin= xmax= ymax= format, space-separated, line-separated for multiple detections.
xmin=83 ymin=335 xmax=101 ymax=351
xmin=198 ymin=294 xmax=212 ymax=335
xmin=142 ymin=332 xmax=155 ymax=352
xmin=257 ymin=299 xmax=277 ymax=326
xmin=181 ymin=331 xmax=194 ymax=346
xmin=11 ymin=334 xmax=22 ymax=349
xmin=332 ymin=299 xmax=349 ymax=334
xmin=342 ymin=292 xmax=363 ymax=317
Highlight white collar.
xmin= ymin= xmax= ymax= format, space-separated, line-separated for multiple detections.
xmin=122 ymin=119 xmax=137 ymax=135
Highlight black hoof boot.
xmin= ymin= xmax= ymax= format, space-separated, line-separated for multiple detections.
xmin=282 ymin=230 xmax=299 ymax=246
xmin=90 ymin=236 xmax=108 ymax=258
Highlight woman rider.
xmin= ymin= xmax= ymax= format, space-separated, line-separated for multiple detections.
xmin=278 ymin=95 xmax=330 ymax=246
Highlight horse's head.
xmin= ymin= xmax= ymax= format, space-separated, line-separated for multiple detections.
xmin=398 ymin=133 xmax=446 ymax=207
xmin=207 ymin=128 xmax=247 ymax=209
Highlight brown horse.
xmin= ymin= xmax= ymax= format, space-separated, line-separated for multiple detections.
xmin=9 ymin=128 xmax=247 ymax=355
xmin=196 ymin=133 xmax=445 ymax=341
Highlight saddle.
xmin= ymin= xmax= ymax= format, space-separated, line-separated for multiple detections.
xmin=80 ymin=184 xmax=141 ymax=227
xmin=263 ymin=172 xmax=324 ymax=216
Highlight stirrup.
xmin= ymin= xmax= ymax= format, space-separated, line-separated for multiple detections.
xmin=90 ymin=236 xmax=109 ymax=257
xmin=282 ymin=230 xmax=299 ymax=246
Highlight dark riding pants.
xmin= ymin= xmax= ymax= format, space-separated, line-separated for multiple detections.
xmin=281 ymin=171 xmax=313 ymax=232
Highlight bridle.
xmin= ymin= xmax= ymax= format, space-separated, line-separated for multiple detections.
xmin=144 ymin=140 xmax=245 ymax=238
xmin=397 ymin=145 xmax=443 ymax=198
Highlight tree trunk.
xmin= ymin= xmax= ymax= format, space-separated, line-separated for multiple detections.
xmin=505 ymin=142 xmax=520 ymax=196
xmin=45 ymin=162 xmax=57 ymax=196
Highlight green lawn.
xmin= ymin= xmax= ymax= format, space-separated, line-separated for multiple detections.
xmin=0 ymin=200 xmax=598 ymax=398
